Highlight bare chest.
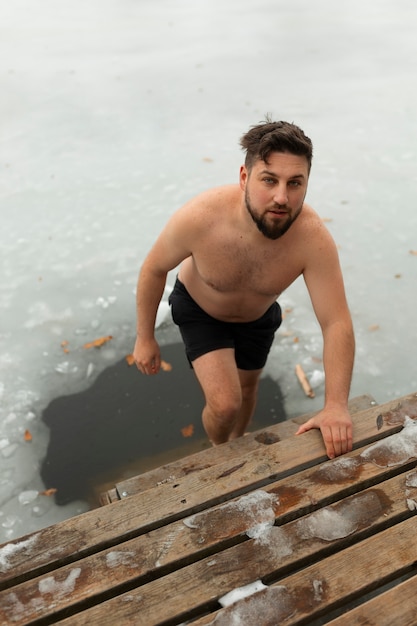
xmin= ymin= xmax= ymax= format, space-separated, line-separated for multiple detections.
xmin=191 ymin=238 xmax=302 ymax=296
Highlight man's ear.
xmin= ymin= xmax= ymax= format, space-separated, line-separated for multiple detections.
xmin=239 ymin=165 xmax=248 ymax=190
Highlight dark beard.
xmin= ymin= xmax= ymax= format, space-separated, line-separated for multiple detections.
xmin=245 ymin=189 xmax=301 ymax=240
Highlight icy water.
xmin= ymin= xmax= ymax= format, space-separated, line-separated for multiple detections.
xmin=1 ymin=0 xmax=417 ymax=542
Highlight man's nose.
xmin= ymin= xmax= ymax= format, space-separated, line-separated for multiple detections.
xmin=273 ymin=184 xmax=288 ymax=206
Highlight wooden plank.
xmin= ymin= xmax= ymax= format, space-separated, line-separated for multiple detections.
xmin=187 ymin=517 xmax=417 ymax=626
xmin=0 ymin=394 xmax=415 ymax=589
xmin=110 ymin=394 xmax=378 ymax=501
xmin=2 ymin=458 xmax=415 ymax=625
xmin=326 ymin=574 xmax=417 ymax=626
xmin=53 ymin=512 xmax=417 ymax=626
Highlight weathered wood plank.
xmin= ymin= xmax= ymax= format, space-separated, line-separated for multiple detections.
xmin=3 ymin=463 xmax=415 ymax=626
xmin=326 ymin=574 xmax=417 ymax=626
xmin=187 ymin=516 xmax=417 ymax=626
xmin=53 ymin=512 xmax=417 ymax=626
xmin=110 ymin=394 xmax=378 ymax=501
xmin=0 ymin=394 xmax=415 ymax=590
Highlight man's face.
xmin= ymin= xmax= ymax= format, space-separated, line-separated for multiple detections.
xmin=241 ymin=152 xmax=309 ymax=240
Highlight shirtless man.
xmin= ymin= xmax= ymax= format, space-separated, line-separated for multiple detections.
xmin=133 ymin=120 xmax=355 ymax=459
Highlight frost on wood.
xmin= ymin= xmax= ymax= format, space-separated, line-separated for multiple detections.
xmin=2 ymin=568 xmax=81 ymax=621
xmin=360 ymin=416 xmax=417 ymax=467
xmin=183 ymin=490 xmax=279 ymax=537
xmin=0 ymin=535 xmax=39 ymax=573
xmin=208 ymin=578 xmax=328 ymax=626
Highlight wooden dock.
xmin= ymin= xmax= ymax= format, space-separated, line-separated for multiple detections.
xmin=1 ymin=392 xmax=417 ymax=625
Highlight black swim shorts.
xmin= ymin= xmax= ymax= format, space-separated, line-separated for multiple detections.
xmin=168 ymin=278 xmax=282 ymax=370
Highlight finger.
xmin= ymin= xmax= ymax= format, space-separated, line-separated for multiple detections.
xmin=321 ymin=426 xmax=336 ymax=459
xmin=340 ymin=426 xmax=353 ymax=455
xmin=332 ymin=429 xmax=343 ymax=458
xmin=295 ymin=418 xmax=316 ymax=435
xmin=149 ymin=358 xmax=161 ymax=375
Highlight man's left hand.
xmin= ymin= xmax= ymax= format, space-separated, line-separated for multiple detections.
xmin=295 ymin=406 xmax=353 ymax=459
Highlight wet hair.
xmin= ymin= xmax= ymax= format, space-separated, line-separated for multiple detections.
xmin=240 ymin=117 xmax=313 ymax=172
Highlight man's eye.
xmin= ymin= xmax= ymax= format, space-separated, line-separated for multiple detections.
xmin=263 ymin=178 xmax=275 ymax=184
xmin=289 ymin=180 xmax=301 ymax=187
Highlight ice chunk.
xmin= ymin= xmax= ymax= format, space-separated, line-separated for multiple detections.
xmin=0 ymin=535 xmax=38 ymax=572
xmin=155 ymin=300 xmax=170 ymax=328
xmin=38 ymin=568 xmax=81 ymax=597
xmin=55 ymin=361 xmax=70 ymax=374
xmin=0 ymin=438 xmax=10 ymax=450
xmin=309 ymin=369 xmax=325 ymax=388
xmin=313 ymin=579 xmax=324 ymax=601
xmin=219 ymin=580 xmax=267 ymax=607
xmin=297 ymin=491 xmax=383 ymax=541
xmin=297 ymin=506 xmax=356 ymax=541
xmin=405 ymin=470 xmax=417 ymax=488
xmin=1 ymin=443 xmax=19 ymax=459
xmin=249 ymin=524 xmax=294 ymax=559
xmin=312 ymin=456 xmax=360 ymax=482
xmin=183 ymin=490 xmax=279 ymax=535
xmin=106 ymin=550 xmax=137 ymax=569
xmin=211 ymin=585 xmax=293 ymax=625
xmin=406 ymin=499 xmax=417 ymax=511
xmin=246 ymin=521 xmax=275 ymax=541
xmin=361 ymin=416 xmax=417 ymax=467
xmin=86 ymin=363 xmax=95 ymax=378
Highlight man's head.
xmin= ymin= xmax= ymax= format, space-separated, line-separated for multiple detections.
xmin=240 ymin=118 xmax=313 ymax=173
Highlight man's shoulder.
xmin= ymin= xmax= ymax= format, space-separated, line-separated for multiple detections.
xmin=194 ymin=184 xmax=240 ymax=205
xmin=178 ymin=184 xmax=240 ymax=220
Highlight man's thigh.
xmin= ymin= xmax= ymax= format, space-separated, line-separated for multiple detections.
xmin=192 ymin=348 xmax=242 ymax=404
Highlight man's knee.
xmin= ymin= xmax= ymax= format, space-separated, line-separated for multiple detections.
xmin=206 ymin=391 xmax=242 ymax=423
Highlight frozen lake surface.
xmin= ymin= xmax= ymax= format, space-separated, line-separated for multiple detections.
xmin=1 ymin=0 xmax=417 ymax=542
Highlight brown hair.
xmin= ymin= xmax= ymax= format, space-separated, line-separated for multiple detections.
xmin=240 ymin=118 xmax=313 ymax=172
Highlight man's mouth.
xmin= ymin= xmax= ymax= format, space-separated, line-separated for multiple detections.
xmin=268 ymin=208 xmax=288 ymax=217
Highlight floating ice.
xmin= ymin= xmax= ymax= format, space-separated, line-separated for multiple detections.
xmin=96 ymin=296 xmax=117 ymax=309
xmin=0 ymin=535 xmax=39 ymax=572
xmin=86 ymin=363 xmax=95 ymax=378
xmin=309 ymin=369 xmax=325 ymax=388
xmin=4 ymin=412 xmax=17 ymax=424
xmin=1 ymin=443 xmax=19 ymax=459
xmin=18 ymin=491 xmax=39 ymax=506
xmin=361 ymin=416 xmax=417 ymax=467
xmin=55 ymin=361 xmax=70 ymax=374
xmin=155 ymin=300 xmax=171 ymax=328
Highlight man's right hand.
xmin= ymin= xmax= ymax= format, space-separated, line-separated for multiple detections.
xmin=133 ymin=336 xmax=161 ymax=375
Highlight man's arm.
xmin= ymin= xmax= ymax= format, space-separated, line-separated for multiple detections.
xmin=296 ymin=217 xmax=355 ymax=458
xmin=133 ymin=202 xmax=199 ymax=375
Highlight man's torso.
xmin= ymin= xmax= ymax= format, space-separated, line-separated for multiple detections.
xmin=177 ymin=186 xmax=321 ymax=322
